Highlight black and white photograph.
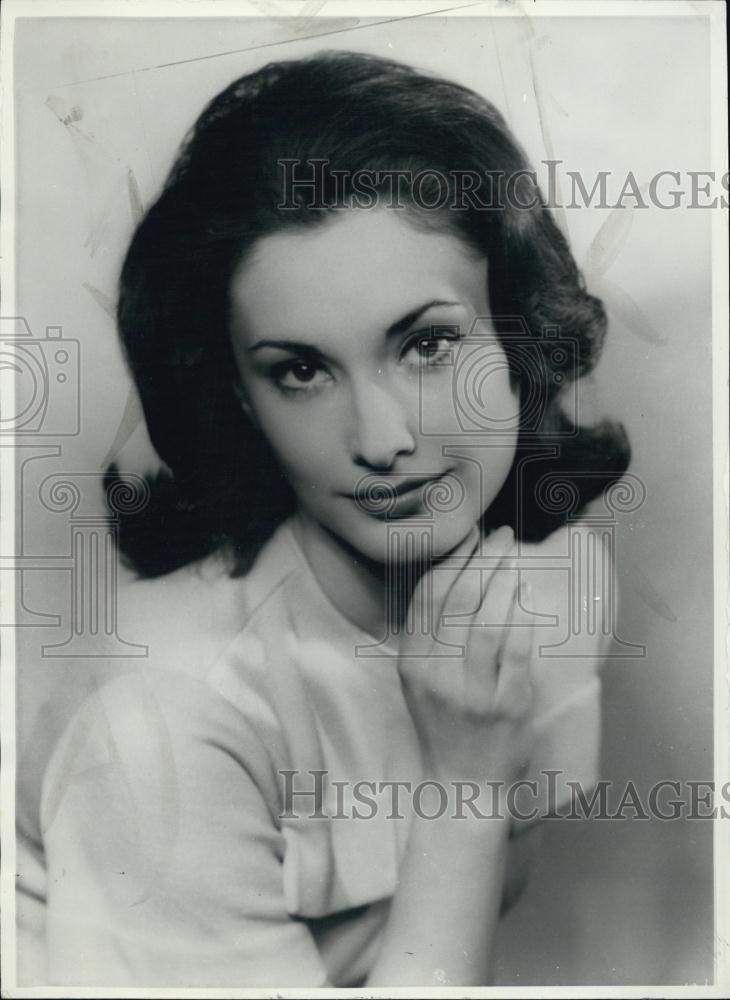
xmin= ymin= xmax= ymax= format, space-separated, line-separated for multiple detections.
xmin=1 ymin=1 xmax=728 ymax=994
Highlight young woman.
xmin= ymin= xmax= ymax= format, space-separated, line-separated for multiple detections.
xmin=17 ymin=51 xmax=630 ymax=987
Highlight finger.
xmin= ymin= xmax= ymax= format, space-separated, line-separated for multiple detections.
xmin=474 ymin=530 xmax=520 ymax=626
xmin=496 ymin=582 xmax=536 ymax=708
xmin=407 ymin=524 xmax=481 ymax=647
xmin=444 ymin=532 xmax=518 ymax=691
xmin=440 ymin=524 xmax=515 ymax=638
xmin=471 ymin=554 xmax=520 ymax=683
xmin=477 ymin=524 xmax=518 ymax=583
xmin=415 ymin=523 xmax=480 ymax=615
xmin=480 ymin=522 xmax=516 ymax=553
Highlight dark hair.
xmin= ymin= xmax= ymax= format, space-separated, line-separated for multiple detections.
xmin=108 ymin=50 xmax=630 ymax=577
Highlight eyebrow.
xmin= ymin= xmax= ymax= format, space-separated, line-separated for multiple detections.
xmin=247 ymin=299 xmax=461 ymax=354
xmin=386 ymin=299 xmax=460 ymax=338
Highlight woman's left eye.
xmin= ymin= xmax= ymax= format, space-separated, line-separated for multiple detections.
xmin=272 ymin=360 xmax=332 ymax=393
xmin=403 ymin=330 xmax=460 ymax=366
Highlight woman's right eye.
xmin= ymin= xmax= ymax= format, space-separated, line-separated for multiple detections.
xmin=271 ymin=360 xmax=332 ymax=393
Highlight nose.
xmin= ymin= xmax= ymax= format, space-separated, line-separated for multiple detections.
xmin=349 ymin=377 xmax=416 ymax=471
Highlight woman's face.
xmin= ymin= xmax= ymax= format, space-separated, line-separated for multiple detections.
xmin=230 ymin=208 xmax=520 ymax=562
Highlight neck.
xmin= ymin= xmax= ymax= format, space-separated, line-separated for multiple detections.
xmin=291 ymin=510 xmax=415 ymax=641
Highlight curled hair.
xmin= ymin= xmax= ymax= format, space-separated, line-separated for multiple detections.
xmin=109 ymin=50 xmax=630 ymax=577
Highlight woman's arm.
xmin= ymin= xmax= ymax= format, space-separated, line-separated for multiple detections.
xmin=365 ymin=793 xmax=511 ymax=986
xmin=502 ymin=821 xmax=542 ymax=915
xmin=365 ymin=525 xmax=536 ymax=986
xmin=40 ymin=669 xmax=330 ymax=987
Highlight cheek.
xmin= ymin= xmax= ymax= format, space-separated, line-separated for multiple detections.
xmin=244 ymin=391 xmax=339 ymax=491
xmin=442 ymin=369 xmax=519 ymax=513
xmin=478 ymin=379 xmax=520 ymax=502
xmin=417 ymin=349 xmax=521 ymax=437
xmin=449 ymin=434 xmax=515 ymax=515
xmin=481 ymin=432 xmax=518 ymax=497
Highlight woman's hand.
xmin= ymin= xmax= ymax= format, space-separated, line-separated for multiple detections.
xmin=366 ymin=526 xmax=538 ymax=986
xmin=397 ymin=524 xmax=535 ymax=790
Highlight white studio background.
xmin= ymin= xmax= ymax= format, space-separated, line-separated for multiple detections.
xmin=12 ymin=10 xmax=715 ymax=986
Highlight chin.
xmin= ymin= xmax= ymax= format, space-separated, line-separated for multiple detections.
xmin=347 ymin=510 xmax=481 ymax=565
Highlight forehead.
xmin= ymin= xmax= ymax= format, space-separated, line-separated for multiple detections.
xmin=229 ymin=208 xmax=487 ymax=344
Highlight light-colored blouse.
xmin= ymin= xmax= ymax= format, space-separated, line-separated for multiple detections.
xmin=16 ymin=519 xmax=604 ymax=987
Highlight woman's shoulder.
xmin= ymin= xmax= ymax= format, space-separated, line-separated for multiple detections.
xmin=115 ymin=521 xmax=302 ymax=683
xmin=18 ymin=526 xmax=302 ymax=833
xmin=31 ymin=644 xmax=286 ymax=858
xmin=117 ymin=558 xmax=249 ymax=679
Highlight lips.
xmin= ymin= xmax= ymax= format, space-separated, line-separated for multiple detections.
xmin=344 ymin=471 xmax=448 ymax=498
xmin=345 ymin=471 xmax=451 ymax=519
xmin=391 ymin=475 xmax=443 ymax=497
